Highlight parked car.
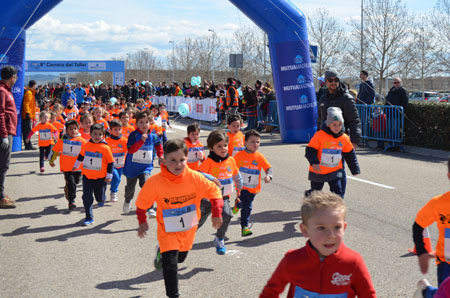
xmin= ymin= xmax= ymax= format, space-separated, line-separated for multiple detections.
xmin=440 ymin=95 xmax=449 ymax=103
xmin=409 ymin=91 xmax=441 ymax=102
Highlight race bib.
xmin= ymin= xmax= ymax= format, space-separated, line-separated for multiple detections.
xmin=232 ymin=147 xmax=245 ymax=156
xmin=240 ymin=167 xmax=260 ymax=189
xmin=113 ymin=152 xmax=125 ymax=168
xmin=187 ymin=147 xmax=204 ymax=163
xmin=163 ymin=204 xmax=198 ymax=232
xmin=320 ymin=148 xmax=342 ymax=168
xmin=294 ymin=286 xmax=347 ymax=298
xmin=39 ymin=129 xmax=51 ymax=141
xmin=62 ymin=140 xmax=82 ymax=157
xmin=444 ymin=228 xmax=450 ymax=262
xmin=84 ymin=151 xmax=102 ymax=171
xmin=132 ymin=146 xmax=153 ymax=164
xmin=219 ymin=177 xmax=233 ymax=197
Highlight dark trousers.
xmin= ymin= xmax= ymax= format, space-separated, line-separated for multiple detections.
xmin=310 ymin=178 xmax=344 ymax=198
xmin=39 ymin=145 xmax=51 ymax=168
xmin=0 ymin=135 xmax=12 ymax=199
xmin=22 ymin=118 xmax=32 ymax=149
xmin=161 ymin=250 xmax=188 ymax=298
xmin=198 ymin=197 xmax=231 ymax=239
xmin=239 ymin=189 xmax=256 ymax=228
xmin=64 ymin=171 xmax=81 ymax=203
xmin=423 ymin=261 xmax=450 ymax=297
xmin=82 ymin=175 xmax=106 ymax=220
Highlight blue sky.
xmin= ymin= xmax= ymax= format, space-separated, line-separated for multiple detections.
xmin=25 ymin=0 xmax=437 ymax=61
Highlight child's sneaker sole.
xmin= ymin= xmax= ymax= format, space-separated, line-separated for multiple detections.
xmin=242 ymin=227 xmax=253 ymax=237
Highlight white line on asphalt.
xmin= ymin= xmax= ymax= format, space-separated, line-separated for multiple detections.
xmin=348 ymin=176 xmax=395 ymax=189
xmin=170 ymin=124 xmax=187 ymax=131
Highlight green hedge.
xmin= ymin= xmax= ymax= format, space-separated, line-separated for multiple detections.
xmin=403 ymin=102 xmax=450 ymax=151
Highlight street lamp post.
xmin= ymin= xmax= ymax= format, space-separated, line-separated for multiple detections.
xmin=169 ymin=40 xmax=175 ymax=82
xmin=144 ymin=47 xmax=150 ymax=81
xmin=361 ymin=0 xmax=364 ymax=71
xmin=208 ymin=29 xmax=215 ymax=82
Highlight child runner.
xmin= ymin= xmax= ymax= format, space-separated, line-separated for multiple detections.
xmin=123 ymin=111 xmax=163 ymax=216
xmin=227 ymin=114 xmax=245 ymax=157
xmin=136 ymin=139 xmax=223 ymax=298
xmin=119 ymin=111 xmax=133 ymax=139
xmin=413 ymin=156 xmax=450 ymax=297
xmin=79 ymin=114 xmax=93 ymax=141
xmin=198 ymin=130 xmax=242 ymax=255
xmin=49 ymin=120 xmax=87 ymax=210
xmin=233 ymin=129 xmax=272 ymax=236
xmin=92 ymin=107 xmax=109 ymax=130
xmin=50 ymin=111 xmax=65 ymax=139
xmin=64 ymin=99 xmax=78 ymax=120
xmin=184 ymin=123 xmax=205 ymax=171
xmin=305 ymin=107 xmax=360 ymax=198
xmin=260 ymin=191 xmax=376 ymax=297
xmin=26 ymin=111 xmax=58 ymax=173
xmin=105 ymin=120 xmax=127 ymax=202
xmin=72 ymin=124 xmax=114 ymax=226
xmin=158 ymin=103 xmax=171 ymax=145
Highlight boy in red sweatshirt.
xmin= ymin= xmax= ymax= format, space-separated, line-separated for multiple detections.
xmin=260 ymin=191 xmax=376 ymax=298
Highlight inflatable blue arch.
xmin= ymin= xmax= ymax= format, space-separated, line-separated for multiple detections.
xmin=0 ymin=0 xmax=317 ymax=151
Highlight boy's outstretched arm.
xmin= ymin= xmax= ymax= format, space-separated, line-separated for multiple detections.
xmin=210 ymin=198 xmax=223 ymax=229
xmin=260 ymin=254 xmax=289 ymax=298
xmin=343 ymin=150 xmax=360 ymax=175
xmin=136 ymin=208 xmax=149 ymax=238
xmin=232 ymin=172 xmax=243 ymax=197
xmin=305 ymin=146 xmax=320 ymax=165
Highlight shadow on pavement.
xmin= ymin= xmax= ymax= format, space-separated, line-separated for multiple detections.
xmin=6 ymin=171 xmax=62 ymax=177
xmin=95 ymin=267 xmax=213 ymax=291
xmin=230 ymin=210 xmax=301 ymax=225
xmin=0 ymin=205 xmax=62 ymax=220
xmin=11 ymin=151 xmax=39 ymax=159
xmin=16 ymin=193 xmax=65 ymax=203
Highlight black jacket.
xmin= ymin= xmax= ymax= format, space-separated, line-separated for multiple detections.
xmin=386 ymin=86 xmax=408 ymax=112
xmin=357 ymin=80 xmax=375 ymax=104
xmin=318 ymin=83 xmax=361 ymax=145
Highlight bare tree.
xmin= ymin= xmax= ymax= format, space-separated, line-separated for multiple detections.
xmin=432 ymin=0 xmax=450 ymax=72
xmin=307 ymin=8 xmax=349 ymax=78
xmin=352 ymin=0 xmax=410 ymax=95
xmin=127 ymin=49 xmax=161 ymax=81
xmin=173 ymin=37 xmax=199 ymax=82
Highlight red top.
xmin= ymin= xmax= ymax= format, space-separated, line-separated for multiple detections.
xmin=260 ymin=241 xmax=376 ymax=298
xmin=0 ymin=81 xmax=17 ymax=138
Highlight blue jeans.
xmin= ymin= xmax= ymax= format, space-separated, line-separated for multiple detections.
xmin=160 ymin=131 xmax=168 ymax=145
xmin=245 ymin=108 xmax=257 ymax=130
xmin=82 ymin=175 xmax=106 ymax=220
xmin=110 ymin=167 xmax=123 ymax=193
xmin=310 ymin=178 xmax=344 ymax=198
xmin=423 ymin=261 xmax=450 ymax=298
xmin=239 ymin=189 xmax=256 ymax=228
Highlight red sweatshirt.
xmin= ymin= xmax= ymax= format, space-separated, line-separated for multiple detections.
xmin=260 ymin=241 xmax=376 ymax=298
xmin=0 ymin=81 xmax=17 ymax=138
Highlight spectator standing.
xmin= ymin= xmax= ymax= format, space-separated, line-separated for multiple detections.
xmin=74 ymin=82 xmax=87 ymax=106
xmin=226 ymin=77 xmax=239 ymax=116
xmin=130 ymin=81 xmax=139 ymax=103
xmin=22 ymin=80 xmax=37 ymax=150
xmin=318 ymin=69 xmax=361 ymax=197
xmin=121 ymin=82 xmax=131 ymax=101
xmin=357 ymin=70 xmax=375 ymax=104
xmin=61 ymin=84 xmax=76 ymax=107
xmin=243 ymin=86 xmax=257 ymax=131
xmin=0 ymin=66 xmax=18 ymax=208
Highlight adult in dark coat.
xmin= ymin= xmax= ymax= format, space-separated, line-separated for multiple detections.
xmin=318 ymin=69 xmax=362 ymax=196
xmin=385 ymin=78 xmax=408 ymax=112
xmin=357 ymin=70 xmax=375 ymax=104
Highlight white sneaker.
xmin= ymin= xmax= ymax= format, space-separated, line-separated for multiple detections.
xmin=148 ymin=208 xmax=157 ymax=218
xmin=123 ymin=202 xmax=131 ymax=214
xmin=413 ymin=279 xmax=431 ymax=298
xmin=110 ymin=192 xmax=118 ymax=202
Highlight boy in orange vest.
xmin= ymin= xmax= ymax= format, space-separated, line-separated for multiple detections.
xmin=106 ymin=120 xmax=127 ymax=202
xmin=227 ymin=114 xmax=245 ymax=157
xmin=305 ymin=107 xmax=360 ymax=198
xmin=184 ymin=123 xmax=205 ymax=171
xmin=72 ymin=124 xmax=114 ymax=226
xmin=49 ymin=120 xmax=87 ymax=210
xmin=136 ymin=139 xmax=223 ymax=298
xmin=119 ymin=111 xmax=134 ymax=139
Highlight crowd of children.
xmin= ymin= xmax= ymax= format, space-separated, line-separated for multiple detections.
xmin=23 ymin=92 xmax=450 ymax=298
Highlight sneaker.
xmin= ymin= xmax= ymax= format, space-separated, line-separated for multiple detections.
xmin=123 ymin=202 xmax=131 ymax=214
xmin=148 ymin=208 xmax=157 ymax=218
xmin=214 ymin=237 xmax=226 ymax=255
xmin=98 ymin=201 xmax=104 ymax=207
xmin=0 ymin=198 xmax=16 ymax=209
xmin=68 ymin=203 xmax=76 ymax=210
xmin=110 ymin=192 xmax=118 ymax=202
xmin=154 ymin=245 xmax=163 ymax=271
xmin=82 ymin=218 xmax=94 ymax=226
xmin=242 ymin=226 xmax=253 ymax=237
xmin=413 ymin=279 xmax=431 ymax=298
xmin=232 ymin=198 xmax=241 ymax=215
xmin=40 ymin=167 xmax=45 ymax=173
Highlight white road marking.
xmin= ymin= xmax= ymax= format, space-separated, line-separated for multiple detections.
xmin=348 ymin=176 xmax=395 ymax=189
xmin=170 ymin=124 xmax=187 ymax=131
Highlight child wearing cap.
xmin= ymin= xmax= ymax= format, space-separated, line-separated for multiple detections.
xmin=304 ymin=107 xmax=360 ymax=198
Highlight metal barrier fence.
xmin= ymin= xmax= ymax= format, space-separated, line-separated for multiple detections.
xmin=356 ymin=104 xmax=404 ymax=151
xmin=266 ymin=101 xmax=279 ymax=128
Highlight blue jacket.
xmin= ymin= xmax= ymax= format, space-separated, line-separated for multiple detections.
xmin=61 ymin=91 xmax=76 ymax=107
xmin=357 ymin=80 xmax=375 ymax=104
xmin=123 ymin=129 xmax=161 ymax=178
xmin=74 ymin=87 xmax=87 ymax=104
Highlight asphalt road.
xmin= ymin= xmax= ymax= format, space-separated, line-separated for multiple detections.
xmin=1 ymin=120 xmax=448 ymax=298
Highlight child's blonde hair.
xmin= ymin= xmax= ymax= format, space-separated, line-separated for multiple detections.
xmin=39 ymin=111 xmax=50 ymax=121
xmin=301 ymin=191 xmax=346 ymax=225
